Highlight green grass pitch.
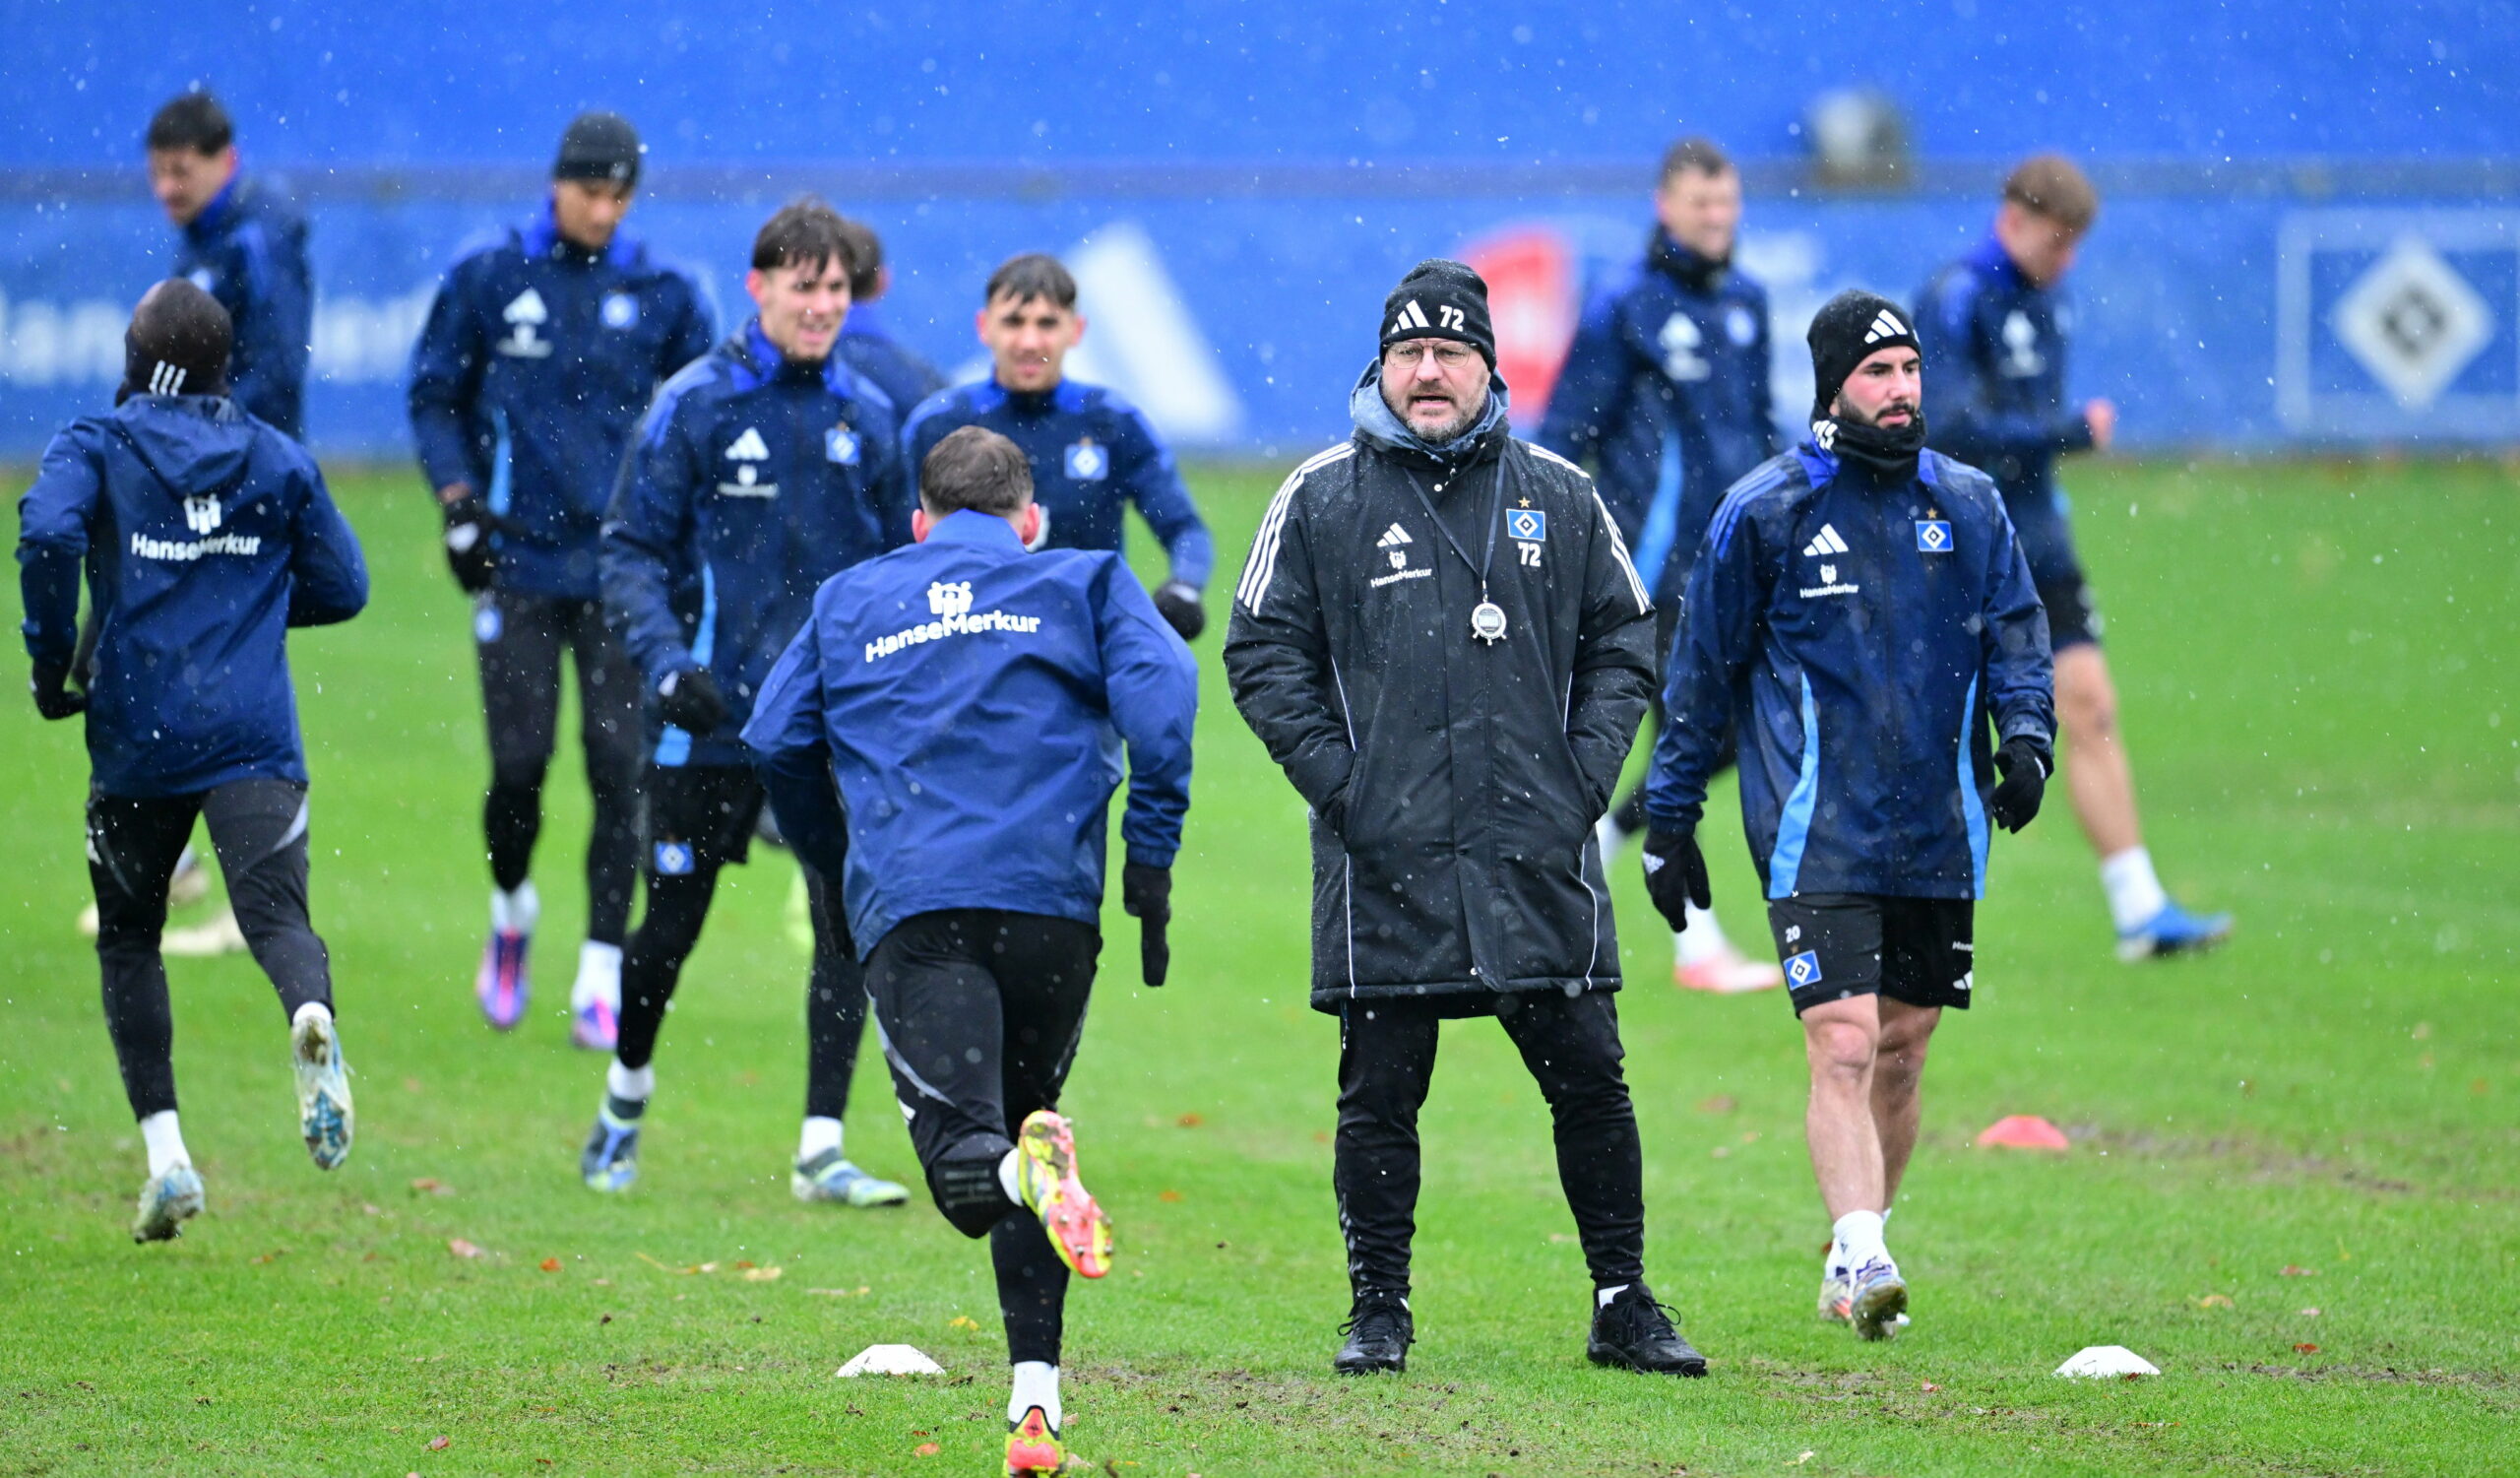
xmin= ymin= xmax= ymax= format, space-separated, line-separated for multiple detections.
xmin=1 ymin=454 xmax=2514 ymax=1475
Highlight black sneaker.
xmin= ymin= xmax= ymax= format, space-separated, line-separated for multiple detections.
xmin=1333 ymin=1293 xmax=1414 ymax=1375
xmin=1587 ymin=1284 xmax=1708 ymax=1377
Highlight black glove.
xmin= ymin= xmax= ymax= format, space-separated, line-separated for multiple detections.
xmin=441 ymin=490 xmax=498 ymax=594
xmin=658 ymin=667 xmax=728 ymax=734
xmin=1152 ymin=580 xmax=1206 ymax=641
xmin=1640 ymin=828 xmax=1711 ymax=934
xmin=1121 ymin=863 xmax=1171 ymax=987
xmin=1988 ymin=734 xmax=2052 ymax=834
xmin=30 ymin=661 xmax=86 ymax=721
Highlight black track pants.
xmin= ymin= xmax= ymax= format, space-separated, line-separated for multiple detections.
xmin=475 ymin=590 xmax=643 ymax=944
xmin=866 ymin=909 xmax=1101 ymax=1366
xmin=611 ymin=766 xmax=865 ymax=1126
xmin=88 ymin=779 xmax=333 ymax=1120
xmin=1334 ymin=990 xmax=1647 ymax=1299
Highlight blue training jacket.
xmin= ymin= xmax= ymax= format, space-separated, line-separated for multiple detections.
xmin=1644 ymin=442 xmax=2052 ymax=900
xmin=601 ymin=319 xmax=913 ymax=770
xmin=17 ymin=395 xmax=368 ymax=798
xmin=742 ymin=509 xmax=1197 ymax=958
xmin=836 ymin=307 xmax=947 ymax=424
xmin=172 ymin=174 xmax=312 ymax=439
xmin=902 ymin=378 xmax=1214 ymax=590
xmin=1914 ymin=237 xmax=2095 ymax=511
xmin=408 ymin=205 xmax=715 ymax=601
xmin=1537 ymin=231 xmax=1779 ymax=601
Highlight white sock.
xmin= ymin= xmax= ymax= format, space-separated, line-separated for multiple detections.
xmin=606 ymin=1060 xmax=655 ymax=1104
xmin=140 ymin=1110 xmax=190 ymax=1178
xmin=573 ymin=940 xmax=623 ymax=1008
xmin=997 ymin=1148 xmax=1023 ymax=1206
xmin=290 ymin=999 xmax=334 ymax=1032
xmin=1008 ymin=1361 xmax=1061 ymax=1428
xmin=2099 ymin=847 xmax=2169 ymax=933
xmin=490 ymin=881 xmax=540 ymax=936
xmin=797 ymin=1116 xmax=843 ymax=1163
xmin=1595 ymin=1282 xmax=1629 ymax=1309
xmin=1673 ymin=902 xmax=1730 ymax=965
xmin=1832 ymin=1209 xmax=1888 ymax=1272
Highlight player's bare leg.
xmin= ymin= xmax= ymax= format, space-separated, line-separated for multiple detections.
xmin=1802 ymin=995 xmax=1906 ymax=1338
xmin=2056 ymin=646 xmax=2233 ymax=959
xmin=1871 ymin=999 xmax=1941 ymax=1205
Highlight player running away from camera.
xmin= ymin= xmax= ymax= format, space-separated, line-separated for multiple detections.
xmin=903 ymin=253 xmax=1215 ymax=642
xmin=1915 ymin=155 xmax=2230 ymax=961
xmin=1643 ymin=291 xmax=2055 ymax=1340
xmin=1227 ymin=260 xmax=1708 ymax=1379
xmin=745 ymin=426 xmax=1195 ymax=1477
xmin=587 ymin=200 xmax=912 ymax=1208
xmin=16 ymin=282 xmax=368 ymax=1242
xmin=1539 ymin=135 xmax=1786 ymax=995
xmin=99 ymin=91 xmax=317 ymax=954
xmin=409 ymin=111 xmax=715 ymax=1046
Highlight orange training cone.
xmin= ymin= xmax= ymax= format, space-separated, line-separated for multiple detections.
xmin=1976 ymin=1115 xmax=2071 ymax=1151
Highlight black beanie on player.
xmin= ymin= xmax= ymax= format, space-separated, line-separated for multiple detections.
xmin=1806 ymin=289 xmax=1921 ymax=418
xmin=1380 ymin=258 xmax=1496 ymax=368
xmin=117 ymin=279 xmax=230 ymax=404
xmin=553 ymin=111 xmax=642 ymax=187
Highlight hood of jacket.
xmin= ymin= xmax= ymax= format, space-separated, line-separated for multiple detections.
xmin=107 ymin=395 xmax=256 ymax=491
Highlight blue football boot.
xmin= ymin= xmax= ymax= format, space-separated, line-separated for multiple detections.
xmin=2117 ymin=900 xmax=2235 ymax=962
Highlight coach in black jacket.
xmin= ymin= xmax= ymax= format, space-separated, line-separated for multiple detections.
xmin=1226 ymin=260 xmax=1703 ymax=1380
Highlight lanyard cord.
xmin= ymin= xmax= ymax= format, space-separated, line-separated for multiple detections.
xmin=1400 ymin=454 xmax=1506 ymax=605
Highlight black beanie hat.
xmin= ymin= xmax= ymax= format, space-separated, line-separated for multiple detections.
xmin=1381 ymin=258 xmax=1496 ymax=368
xmin=554 ymin=111 xmax=642 ymax=187
xmin=122 ymin=279 xmax=230 ymax=400
xmin=1806 ymin=289 xmax=1920 ymax=418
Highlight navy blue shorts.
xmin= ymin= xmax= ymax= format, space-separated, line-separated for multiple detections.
xmin=1766 ymin=893 xmax=1976 ymax=1017
xmin=2004 ymin=489 xmax=2101 ymax=650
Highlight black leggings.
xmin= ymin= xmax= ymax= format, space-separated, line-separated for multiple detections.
xmin=476 ymin=590 xmax=643 ymax=944
xmin=612 ymin=764 xmax=865 ymax=1125
xmin=1335 ymin=990 xmax=1646 ymax=1299
xmin=88 ymin=780 xmax=334 ymax=1119
xmin=867 ymin=909 xmax=1101 ymax=1366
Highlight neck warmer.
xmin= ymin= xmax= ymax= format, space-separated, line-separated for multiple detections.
xmin=1814 ymin=412 xmax=1927 ymax=482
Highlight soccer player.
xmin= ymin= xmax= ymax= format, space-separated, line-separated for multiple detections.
xmin=832 ymin=216 xmax=948 ymax=417
xmin=745 ymin=425 xmax=1194 ymax=1477
xmin=409 ymin=111 xmax=715 ymax=1046
xmin=903 ymin=253 xmax=1213 ymax=642
xmin=1540 ymin=135 xmax=1784 ymax=993
xmin=1227 ymin=261 xmax=1706 ymax=1379
xmin=1643 ymin=290 xmax=2055 ymax=1339
xmin=1914 ymin=156 xmax=2231 ymax=961
xmin=586 ymin=200 xmax=910 ymax=1208
xmin=117 ymin=90 xmax=315 ymax=955
xmin=18 ymin=281 xmax=368 ymax=1241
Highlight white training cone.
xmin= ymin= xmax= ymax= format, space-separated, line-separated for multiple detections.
xmin=836 ymin=1343 xmax=946 ymax=1378
xmin=2054 ymin=1345 xmax=2160 ymax=1379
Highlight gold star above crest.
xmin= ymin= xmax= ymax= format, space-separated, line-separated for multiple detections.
xmin=1518 ymin=496 xmax=1532 ymax=508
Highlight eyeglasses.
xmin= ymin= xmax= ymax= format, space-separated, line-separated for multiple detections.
xmin=1383 ymin=342 xmax=1479 ymax=370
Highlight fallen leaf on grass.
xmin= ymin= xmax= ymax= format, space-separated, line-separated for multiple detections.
xmin=539 ymin=1258 xmax=562 ymax=1273
xmin=2193 ymin=1294 xmax=2234 ymax=1310
xmin=636 ymin=1252 xmax=719 ymax=1275
xmin=427 ymin=1436 xmax=450 ymax=1450
xmin=410 ymin=1178 xmax=449 ymax=1195
xmin=1176 ymin=1112 xmax=1204 ymax=1127
xmin=2280 ymin=1265 xmax=2316 ymax=1277
xmin=948 ymin=1316 xmax=981 ymax=1331
xmin=447 ymin=1240 xmax=483 ymax=1259
xmin=1787 ymin=1453 xmax=1814 ymax=1467
xmin=1159 ymin=1189 xmax=1183 ymax=1203
xmin=733 ymin=1259 xmax=756 ymax=1270
xmin=1697 ymin=1094 xmax=1737 ymax=1114
xmin=914 ymin=1443 xmax=940 ymax=1456
xmin=2294 ymin=1342 xmax=2320 ymax=1354
xmin=250 ymin=1250 xmax=286 ymax=1265
xmin=807 ymin=1286 xmax=873 ymax=1298
xmin=1920 ymin=1382 xmax=1941 ymax=1392
xmin=2300 ymin=1308 xmax=2321 ymax=1317
xmin=742 ymin=1265 xmax=784 ymax=1282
